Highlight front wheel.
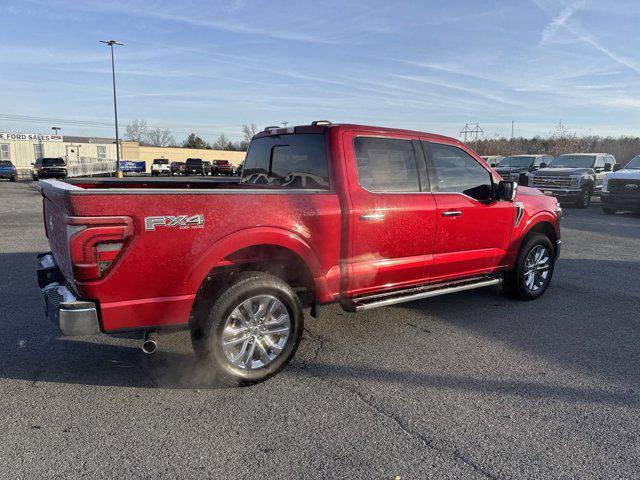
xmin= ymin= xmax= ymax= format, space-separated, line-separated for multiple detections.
xmin=602 ymin=207 xmax=616 ymax=215
xmin=576 ymin=186 xmax=592 ymax=208
xmin=504 ymin=233 xmax=555 ymax=300
xmin=191 ymin=272 xmax=304 ymax=385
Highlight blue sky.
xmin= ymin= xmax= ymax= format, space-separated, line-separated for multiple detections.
xmin=1 ymin=0 xmax=639 ymax=143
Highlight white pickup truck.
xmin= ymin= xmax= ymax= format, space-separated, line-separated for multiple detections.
xmin=151 ymin=158 xmax=171 ymax=176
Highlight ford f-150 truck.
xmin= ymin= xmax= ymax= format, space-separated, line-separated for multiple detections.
xmin=37 ymin=122 xmax=562 ymax=385
xmin=530 ymin=153 xmax=616 ymax=208
xmin=601 ymin=155 xmax=640 ymax=214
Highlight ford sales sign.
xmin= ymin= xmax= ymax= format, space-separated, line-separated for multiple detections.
xmin=0 ymin=133 xmax=63 ymax=142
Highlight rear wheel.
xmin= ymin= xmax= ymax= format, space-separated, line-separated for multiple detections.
xmin=576 ymin=186 xmax=592 ymax=208
xmin=602 ymin=207 xmax=616 ymax=215
xmin=10 ymin=176 xmax=16 ymax=182
xmin=191 ymin=272 xmax=304 ymax=385
xmin=504 ymin=233 xmax=555 ymax=300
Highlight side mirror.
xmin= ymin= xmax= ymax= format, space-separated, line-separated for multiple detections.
xmin=604 ymin=163 xmax=612 ymax=172
xmin=613 ymin=164 xmax=623 ymax=172
xmin=497 ymin=180 xmax=518 ymax=202
xmin=594 ymin=167 xmax=604 ymax=173
xmin=31 ymin=163 xmax=35 ymax=166
xmin=539 ymin=162 xmax=547 ymax=168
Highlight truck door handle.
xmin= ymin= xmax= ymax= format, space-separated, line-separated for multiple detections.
xmin=442 ymin=210 xmax=462 ymax=217
xmin=359 ymin=213 xmax=385 ymax=221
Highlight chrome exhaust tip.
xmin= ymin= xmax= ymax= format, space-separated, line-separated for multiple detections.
xmin=142 ymin=331 xmax=158 ymax=354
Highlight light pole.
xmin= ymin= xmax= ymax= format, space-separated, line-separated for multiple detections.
xmin=51 ymin=126 xmax=62 ymax=136
xmin=100 ymin=39 xmax=124 ymax=178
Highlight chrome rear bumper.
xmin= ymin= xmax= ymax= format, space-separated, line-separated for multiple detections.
xmin=37 ymin=252 xmax=101 ymax=336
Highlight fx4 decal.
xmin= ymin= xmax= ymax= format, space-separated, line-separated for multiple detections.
xmin=145 ymin=214 xmax=205 ymax=231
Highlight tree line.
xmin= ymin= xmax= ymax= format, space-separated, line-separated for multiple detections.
xmin=471 ymin=123 xmax=640 ymax=163
xmin=123 ymin=120 xmax=259 ymax=151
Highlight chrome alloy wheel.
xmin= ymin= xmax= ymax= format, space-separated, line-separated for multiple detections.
xmin=221 ymin=295 xmax=291 ymax=370
xmin=523 ymin=245 xmax=551 ymax=292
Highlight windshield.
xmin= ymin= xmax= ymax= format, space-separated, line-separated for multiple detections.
xmin=624 ymin=156 xmax=640 ymax=169
xmin=153 ymin=159 xmax=168 ymax=165
xmin=215 ymin=160 xmax=229 ymax=165
xmin=186 ymin=159 xmax=202 ymax=165
xmin=497 ymin=156 xmax=535 ymax=168
xmin=42 ymin=158 xmax=65 ymax=166
xmin=549 ymin=155 xmax=595 ymax=168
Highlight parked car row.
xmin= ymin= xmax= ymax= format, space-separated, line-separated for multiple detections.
xmin=151 ymin=158 xmax=240 ymax=176
xmin=487 ymin=152 xmax=640 ymax=213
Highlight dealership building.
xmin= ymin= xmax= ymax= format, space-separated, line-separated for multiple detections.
xmin=0 ymin=132 xmax=246 ymax=175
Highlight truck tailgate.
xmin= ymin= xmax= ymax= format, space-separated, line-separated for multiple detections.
xmin=42 ymin=192 xmax=76 ymax=287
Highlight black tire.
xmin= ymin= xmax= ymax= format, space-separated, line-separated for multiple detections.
xmin=10 ymin=177 xmax=16 ymax=182
xmin=576 ymin=186 xmax=592 ymax=208
xmin=191 ymin=271 xmax=304 ymax=386
xmin=602 ymin=207 xmax=616 ymax=215
xmin=504 ymin=233 xmax=555 ymax=300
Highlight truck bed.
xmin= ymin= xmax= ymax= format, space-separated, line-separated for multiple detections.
xmin=39 ymin=178 xmax=342 ymax=332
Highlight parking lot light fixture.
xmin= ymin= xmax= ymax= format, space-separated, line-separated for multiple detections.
xmin=100 ymin=40 xmax=124 ymax=178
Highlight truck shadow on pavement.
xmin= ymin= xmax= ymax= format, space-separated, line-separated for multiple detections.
xmin=392 ymin=257 xmax=640 ymax=396
xmin=1 ymin=252 xmax=638 ymax=400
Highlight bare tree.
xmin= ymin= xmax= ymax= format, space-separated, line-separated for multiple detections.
xmin=146 ymin=128 xmax=175 ymax=147
xmin=239 ymin=123 xmax=258 ymax=150
xmin=213 ymin=134 xmax=232 ymax=150
xmin=242 ymin=123 xmax=258 ymax=143
xmin=124 ymin=119 xmax=148 ymax=143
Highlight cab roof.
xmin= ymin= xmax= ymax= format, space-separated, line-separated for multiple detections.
xmin=253 ymin=122 xmax=466 ymax=147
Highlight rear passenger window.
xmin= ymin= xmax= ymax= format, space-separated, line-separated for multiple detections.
xmin=242 ymin=134 xmax=329 ymax=189
xmin=426 ymin=142 xmax=493 ymax=200
xmin=354 ymin=137 xmax=420 ymax=192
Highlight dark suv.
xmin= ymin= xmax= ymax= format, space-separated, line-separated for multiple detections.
xmin=530 ymin=153 xmax=616 ymax=208
xmin=494 ymin=154 xmax=553 ymax=186
xmin=184 ymin=158 xmax=211 ymax=175
xmin=32 ymin=157 xmax=68 ymax=180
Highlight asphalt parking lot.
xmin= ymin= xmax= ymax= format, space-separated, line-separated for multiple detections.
xmin=1 ymin=181 xmax=638 ymax=479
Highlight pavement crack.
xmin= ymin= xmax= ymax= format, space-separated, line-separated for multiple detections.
xmin=303 ymin=328 xmax=326 ymax=363
xmin=298 ymin=333 xmax=501 ymax=479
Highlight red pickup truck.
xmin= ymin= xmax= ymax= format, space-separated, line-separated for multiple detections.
xmin=37 ymin=122 xmax=561 ymax=385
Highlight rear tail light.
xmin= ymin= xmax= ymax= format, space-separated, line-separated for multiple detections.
xmin=68 ymin=216 xmax=133 ymax=281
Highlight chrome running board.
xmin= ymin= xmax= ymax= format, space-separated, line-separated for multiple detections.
xmin=345 ymin=276 xmax=502 ymax=312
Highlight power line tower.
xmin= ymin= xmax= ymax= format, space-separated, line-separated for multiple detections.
xmin=460 ymin=122 xmax=483 ymax=150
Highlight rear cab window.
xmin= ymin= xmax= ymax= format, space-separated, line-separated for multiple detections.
xmin=0 ymin=160 xmax=13 ymax=167
xmin=42 ymin=158 xmax=65 ymax=166
xmin=242 ymin=133 xmax=330 ymax=190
